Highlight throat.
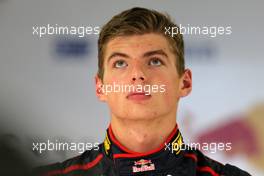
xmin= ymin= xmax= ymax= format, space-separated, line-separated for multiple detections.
xmin=124 ymin=131 xmax=161 ymax=153
xmin=110 ymin=118 xmax=176 ymax=153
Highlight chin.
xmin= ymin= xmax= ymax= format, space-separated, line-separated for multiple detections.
xmin=124 ymin=109 xmax=162 ymax=120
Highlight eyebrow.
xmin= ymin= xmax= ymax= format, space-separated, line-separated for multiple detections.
xmin=107 ymin=49 xmax=168 ymax=63
xmin=143 ymin=49 xmax=168 ymax=58
xmin=107 ymin=52 xmax=129 ymax=63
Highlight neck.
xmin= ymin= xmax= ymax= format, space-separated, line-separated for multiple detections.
xmin=110 ymin=114 xmax=177 ymax=153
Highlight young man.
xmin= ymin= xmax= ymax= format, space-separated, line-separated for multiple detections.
xmin=35 ymin=7 xmax=251 ymax=176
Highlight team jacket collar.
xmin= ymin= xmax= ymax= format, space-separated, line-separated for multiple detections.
xmin=103 ymin=124 xmax=185 ymax=174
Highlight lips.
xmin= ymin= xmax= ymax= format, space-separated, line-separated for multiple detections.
xmin=126 ymin=92 xmax=151 ymax=101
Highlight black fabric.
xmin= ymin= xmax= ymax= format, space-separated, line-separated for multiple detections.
xmin=222 ymin=164 xmax=252 ymax=176
xmin=33 ymin=126 xmax=251 ymax=176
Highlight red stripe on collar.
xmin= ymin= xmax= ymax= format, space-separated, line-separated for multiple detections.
xmin=107 ymin=124 xmax=179 ymax=159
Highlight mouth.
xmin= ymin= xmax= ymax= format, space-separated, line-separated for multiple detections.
xmin=126 ymin=92 xmax=152 ymax=101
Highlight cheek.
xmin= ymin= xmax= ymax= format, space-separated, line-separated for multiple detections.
xmin=104 ymin=73 xmax=128 ymax=85
xmin=106 ymin=77 xmax=118 ymax=84
xmin=156 ymin=76 xmax=179 ymax=100
xmin=103 ymin=76 xmax=127 ymax=100
xmin=157 ymin=84 xmax=179 ymax=111
xmin=154 ymin=73 xmax=179 ymax=90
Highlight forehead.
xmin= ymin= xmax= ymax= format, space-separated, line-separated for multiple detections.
xmin=104 ymin=33 xmax=173 ymax=57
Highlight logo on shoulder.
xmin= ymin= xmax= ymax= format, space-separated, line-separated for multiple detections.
xmin=104 ymin=133 xmax=111 ymax=155
xmin=172 ymin=131 xmax=183 ymax=155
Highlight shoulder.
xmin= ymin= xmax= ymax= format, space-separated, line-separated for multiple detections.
xmin=182 ymin=146 xmax=251 ymax=176
xmin=33 ymin=144 xmax=104 ymax=176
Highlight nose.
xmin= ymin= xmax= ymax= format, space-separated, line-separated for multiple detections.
xmin=132 ymin=77 xmax=144 ymax=81
xmin=131 ymin=63 xmax=146 ymax=83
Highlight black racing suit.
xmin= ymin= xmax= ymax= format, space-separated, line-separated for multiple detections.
xmin=34 ymin=126 xmax=251 ymax=176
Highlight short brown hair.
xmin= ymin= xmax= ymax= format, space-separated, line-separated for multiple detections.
xmin=97 ymin=7 xmax=185 ymax=80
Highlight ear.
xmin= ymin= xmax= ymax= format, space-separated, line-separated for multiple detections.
xmin=95 ymin=75 xmax=107 ymax=102
xmin=179 ymin=69 xmax=192 ymax=98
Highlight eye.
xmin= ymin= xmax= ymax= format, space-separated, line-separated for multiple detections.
xmin=149 ymin=58 xmax=163 ymax=66
xmin=113 ymin=60 xmax=128 ymax=68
